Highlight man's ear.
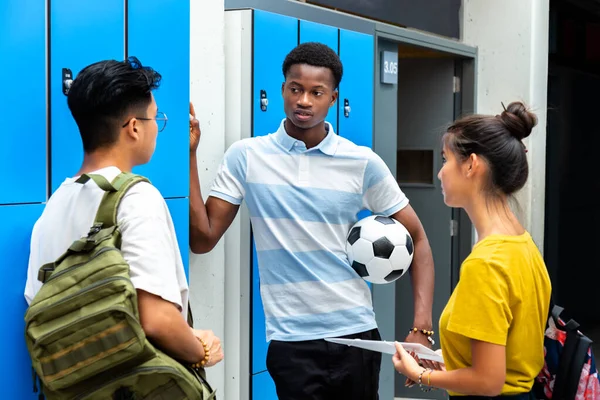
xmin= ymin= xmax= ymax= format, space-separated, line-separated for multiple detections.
xmin=125 ymin=118 xmax=140 ymax=141
xmin=330 ymin=89 xmax=339 ymax=107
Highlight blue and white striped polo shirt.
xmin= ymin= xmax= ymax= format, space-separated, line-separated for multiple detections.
xmin=209 ymin=120 xmax=409 ymax=341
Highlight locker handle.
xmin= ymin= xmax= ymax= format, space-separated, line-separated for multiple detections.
xmin=260 ymin=89 xmax=268 ymax=112
xmin=344 ymin=99 xmax=351 ymax=118
xmin=62 ymin=68 xmax=73 ymax=96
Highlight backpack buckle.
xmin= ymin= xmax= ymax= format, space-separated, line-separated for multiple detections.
xmin=38 ymin=264 xmax=55 ymax=283
xmin=87 ymin=223 xmax=103 ymax=240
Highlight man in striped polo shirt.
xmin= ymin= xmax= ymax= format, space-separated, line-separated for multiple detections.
xmin=189 ymin=42 xmax=434 ymax=399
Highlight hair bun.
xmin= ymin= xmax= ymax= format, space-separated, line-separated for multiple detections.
xmin=499 ymin=101 xmax=538 ymax=140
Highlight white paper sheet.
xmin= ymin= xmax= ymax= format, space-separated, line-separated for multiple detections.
xmin=324 ymin=337 xmax=444 ymax=363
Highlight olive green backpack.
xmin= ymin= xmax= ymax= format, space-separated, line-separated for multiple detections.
xmin=24 ymin=172 xmax=216 ymax=400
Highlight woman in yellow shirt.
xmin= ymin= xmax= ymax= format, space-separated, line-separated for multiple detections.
xmin=392 ymin=101 xmax=552 ymax=399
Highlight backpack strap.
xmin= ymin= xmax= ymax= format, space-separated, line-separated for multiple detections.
xmin=73 ymin=172 xmax=150 ymax=246
xmin=548 ymin=301 xmax=594 ymax=399
xmin=37 ymin=172 xmax=150 ymax=283
xmin=76 ymin=172 xmax=150 ymax=229
xmin=74 ymin=174 xmax=117 ymax=192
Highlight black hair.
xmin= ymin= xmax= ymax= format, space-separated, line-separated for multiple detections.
xmin=67 ymin=56 xmax=162 ymax=153
xmin=282 ymin=42 xmax=343 ymax=89
xmin=443 ymin=101 xmax=538 ymax=197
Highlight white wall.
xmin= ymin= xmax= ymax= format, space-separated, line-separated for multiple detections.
xmin=461 ymin=0 xmax=550 ymax=252
xmin=189 ymin=0 xmax=226 ymax=395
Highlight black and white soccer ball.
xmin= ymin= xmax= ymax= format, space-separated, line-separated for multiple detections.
xmin=346 ymin=215 xmax=414 ymax=284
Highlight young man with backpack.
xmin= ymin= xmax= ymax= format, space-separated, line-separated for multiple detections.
xmin=188 ymin=42 xmax=435 ymax=399
xmin=24 ymin=57 xmax=222 ymax=397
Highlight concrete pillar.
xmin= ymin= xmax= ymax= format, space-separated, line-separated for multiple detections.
xmin=461 ymin=0 xmax=550 ymax=252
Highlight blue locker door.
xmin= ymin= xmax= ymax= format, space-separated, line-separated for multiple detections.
xmin=0 ymin=204 xmax=44 ymax=399
xmin=252 ymin=370 xmax=278 ymax=400
xmin=299 ymin=20 xmax=339 ymax=132
xmin=165 ymin=198 xmax=190 ymax=280
xmin=338 ymin=30 xmax=374 ymax=223
xmin=337 ymin=29 xmax=374 ymax=148
xmin=129 ymin=0 xmax=190 ymax=198
xmin=251 ymin=241 xmax=264 ymax=372
xmin=252 ymin=9 xmax=298 ymax=378
xmin=50 ymin=1 xmax=125 ymax=192
xmin=0 ymin=0 xmax=46 ymax=204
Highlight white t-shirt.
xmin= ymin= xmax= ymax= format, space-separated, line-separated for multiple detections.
xmin=24 ymin=167 xmax=189 ymax=320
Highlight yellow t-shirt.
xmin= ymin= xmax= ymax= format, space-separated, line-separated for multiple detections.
xmin=439 ymin=232 xmax=551 ymax=396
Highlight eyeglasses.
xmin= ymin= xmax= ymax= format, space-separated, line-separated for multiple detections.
xmin=122 ymin=111 xmax=168 ymax=132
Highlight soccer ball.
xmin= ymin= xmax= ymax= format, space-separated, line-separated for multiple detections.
xmin=346 ymin=215 xmax=414 ymax=284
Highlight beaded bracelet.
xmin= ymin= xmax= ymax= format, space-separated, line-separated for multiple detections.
xmin=418 ymin=368 xmax=433 ymax=392
xmin=410 ymin=327 xmax=434 ymax=336
xmin=409 ymin=327 xmax=436 ymax=346
xmin=191 ymin=337 xmax=211 ymax=369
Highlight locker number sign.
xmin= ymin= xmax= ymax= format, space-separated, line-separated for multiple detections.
xmin=381 ymin=51 xmax=398 ymax=84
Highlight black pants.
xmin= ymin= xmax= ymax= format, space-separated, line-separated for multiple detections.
xmin=266 ymin=328 xmax=382 ymax=400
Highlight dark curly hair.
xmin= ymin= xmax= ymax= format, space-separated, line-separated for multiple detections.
xmin=282 ymin=42 xmax=343 ymax=89
xmin=67 ymin=56 xmax=162 ymax=153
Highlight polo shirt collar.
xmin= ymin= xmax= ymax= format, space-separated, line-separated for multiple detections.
xmin=274 ymin=119 xmax=339 ymax=156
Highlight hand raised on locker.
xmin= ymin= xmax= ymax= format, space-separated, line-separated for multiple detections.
xmin=189 ymin=102 xmax=201 ymax=152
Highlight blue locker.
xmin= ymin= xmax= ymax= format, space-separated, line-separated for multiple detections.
xmin=50 ymin=1 xmax=125 ymax=192
xmin=299 ymin=20 xmax=339 ymax=132
xmin=252 ymin=370 xmax=278 ymax=400
xmin=0 ymin=204 xmax=44 ymax=399
xmin=165 ymin=198 xmax=190 ymax=280
xmin=338 ymin=30 xmax=374 ymax=224
xmin=129 ymin=0 xmax=190 ymax=199
xmin=253 ymin=10 xmax=299 ymax=140
xmin=251 ymin=242 xmax=265 ymax=373
xmin=0 ymin=0 xmax=46 ymax=204
xmin=252 ymin=10 xmax=298 ymax=377
xmin=337 ymin=29 xmax=374 ymax=149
